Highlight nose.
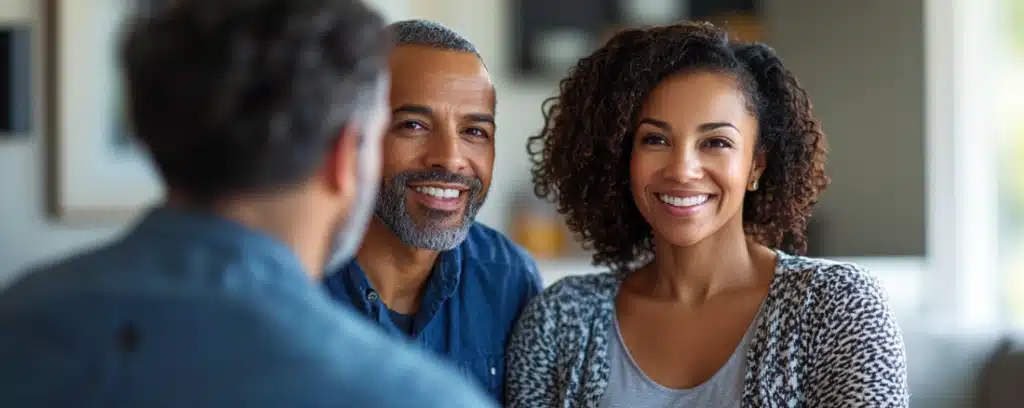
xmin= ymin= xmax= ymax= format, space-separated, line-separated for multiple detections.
xmin=424 ymin=126 xmax=468 ymax=174
xmin=662 ymin=146 xmax=703 ymax=183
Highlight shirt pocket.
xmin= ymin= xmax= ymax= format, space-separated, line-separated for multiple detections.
xmin=457 ymin=353 xmax=505 ymax=397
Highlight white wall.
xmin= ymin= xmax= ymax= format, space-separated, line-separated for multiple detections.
xmin=0 ymin=0 xmax=127 ymax=286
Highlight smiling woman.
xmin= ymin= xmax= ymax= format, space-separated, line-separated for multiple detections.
xmin=507 ymin=21 xmax=908 ymax=407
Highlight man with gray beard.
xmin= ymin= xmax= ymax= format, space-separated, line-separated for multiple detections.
xmin=323 ymin=19 xmax=543 ymax=403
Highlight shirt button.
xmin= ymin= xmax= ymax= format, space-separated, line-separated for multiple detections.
xmin=490 ymin=367 xmax=496 ymax=376
xmin=366 ymin=291 xmax=379 ymax=301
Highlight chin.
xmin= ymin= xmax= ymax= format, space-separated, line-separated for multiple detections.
xmin=647 ymin=219 xmax=722 ymax=248
xmin=654 ymin=231 xmax=707 ymax=248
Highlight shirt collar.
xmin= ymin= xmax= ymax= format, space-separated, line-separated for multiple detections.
xmin=434 ymin=248 xmax=462 ymax=299
xmin=131 ymin=205 xmax=308 ymax=282
xmin=338 ymin=243 xmax=464 ymax=302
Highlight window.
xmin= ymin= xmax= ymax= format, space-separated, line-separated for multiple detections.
xmin=998 ymin=0 xmax=1024 ymax=326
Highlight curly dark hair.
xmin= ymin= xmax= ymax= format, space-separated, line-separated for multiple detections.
xmin=528 ymin=21 xmax=829 ymax=273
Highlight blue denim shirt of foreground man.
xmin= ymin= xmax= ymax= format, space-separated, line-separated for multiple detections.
xmin=0 ymin=207 xmax=498 ymax=408
xmin=325 ymin=222 xmax=544 ymax=400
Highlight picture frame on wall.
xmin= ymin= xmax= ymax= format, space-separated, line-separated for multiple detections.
xmin=43 ymin=0 xmax=167 ymax=223
xmin=0 ymin=25 xmax=32 ymax=139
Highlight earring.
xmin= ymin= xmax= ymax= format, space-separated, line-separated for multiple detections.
xmin=750 ymin=179 xmax=759 ymax=191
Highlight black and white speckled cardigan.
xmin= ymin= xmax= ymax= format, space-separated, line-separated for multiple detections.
xmin=505 ymin=251 xmax=909 ymax=407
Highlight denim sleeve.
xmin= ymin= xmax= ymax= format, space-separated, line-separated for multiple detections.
xmin=520 ymin=256 xmax=544 ymax=309
xmin=280 ymin=297 xmax=502 ymax=408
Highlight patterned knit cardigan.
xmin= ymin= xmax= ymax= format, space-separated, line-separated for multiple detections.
xmin=505 ymin=252 xmax=909 ymax=407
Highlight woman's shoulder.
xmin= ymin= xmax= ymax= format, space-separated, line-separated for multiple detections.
xmin=516 ymin=272 xmax=619 ymax=326
xmin=546 ymin=272 xmax=620 ymax=299
xmin=774 ymin=252 xmax=885 ymax=294
xmin=772 ymin=251 xmax=893 ymax=319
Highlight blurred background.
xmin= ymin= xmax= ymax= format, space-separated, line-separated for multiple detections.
xmin=0 ymin=0 xmax=1022 ymax=406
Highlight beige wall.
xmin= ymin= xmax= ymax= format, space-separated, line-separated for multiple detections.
xmin=765 ymin=0 xmax=927 ymax=256
xmin=0 ymin=0 xmax=125 ymax=286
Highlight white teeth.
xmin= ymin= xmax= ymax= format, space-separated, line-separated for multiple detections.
xmin=413 ymin=186 xmax=461 ymax=199
xmin=658 ymin=194 xmax=710 ymax=208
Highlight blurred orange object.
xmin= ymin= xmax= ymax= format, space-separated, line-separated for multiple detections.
xmin=509 ymin=189 xmax=566 ymax=260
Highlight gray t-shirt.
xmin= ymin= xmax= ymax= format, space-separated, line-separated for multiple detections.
xmin=598 ymin=308 xmax=761 ymax=408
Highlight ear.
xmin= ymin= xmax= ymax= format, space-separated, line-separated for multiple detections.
xmin=748 ymin=150 xmax=767 ymax=191
xmin=323 ymin=124 xmax=361 ymax=200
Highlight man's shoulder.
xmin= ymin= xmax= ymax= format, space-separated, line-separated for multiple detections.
xmin=0 ymin=256 xmax=497 ymax=408
xmin=461 ymin=222 xmax=539 ymax=272
xmin=252 ymin=299 xmax=498 ymax=407
xmin=462 ymin=222 xmax=535 ymax=264
xmin=459 ymin=223 xmax=542 ymax=293
xmin=0 ymin=242 xmax=126 ymax=310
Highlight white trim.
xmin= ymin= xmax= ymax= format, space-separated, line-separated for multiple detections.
xmin=925 ymin=0 xmax=1002 ymax=329
xmin=924 ymin=0 xmax=957 ymax=322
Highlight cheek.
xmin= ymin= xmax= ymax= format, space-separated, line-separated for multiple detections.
xmin=467 ymin=145 xmax=495 ymax=184
xmin=380 ymin=135 xmax=419 ymax=172
xmin=629 ymin=151 xmax=652 ymax=199
xmin=714 ymin=154 xmax=753 ymax=193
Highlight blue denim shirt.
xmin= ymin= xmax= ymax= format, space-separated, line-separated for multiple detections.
xmin=323 ymin=223 xmax=543 ymax=401
xmin=0 ymin=207 xmax=497 ymax=408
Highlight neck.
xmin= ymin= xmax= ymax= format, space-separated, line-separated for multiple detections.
xmin=168 ymin=191 xmax=333 ymax=281
xmin=356 ymin=217 xmax=440 ymax=314
xmin=644 ymin=219 xmax=774 ymax=304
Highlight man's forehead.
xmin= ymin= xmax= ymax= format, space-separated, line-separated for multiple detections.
xmin=388 ymin=46 xmax=494 ymax=111
xmin=389 ymin=45 xmax=490 ymax=82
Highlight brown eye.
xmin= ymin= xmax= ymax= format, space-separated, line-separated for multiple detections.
xmin=396 ymin=120 xmax=426 ymax=131
xmin=464 ymin=127 xmax=490 ymax=139
xmin=702 ymin=137 xmax=732 ymax=149
xmin=640 ymin=134 xmax=668 ymax=145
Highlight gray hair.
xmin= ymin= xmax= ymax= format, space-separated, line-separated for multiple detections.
xmin=387 ymin=19 xmax=479 ymax=57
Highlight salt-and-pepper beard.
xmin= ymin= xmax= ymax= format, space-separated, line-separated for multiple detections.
xmin=374 ymin=169 xmax=485 ymax=251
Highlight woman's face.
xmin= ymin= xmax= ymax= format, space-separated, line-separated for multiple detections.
xmin=630 ymin=71 xmax=763 ymax=248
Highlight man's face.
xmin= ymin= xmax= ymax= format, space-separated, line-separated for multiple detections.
xmin=374 ymin=45 xmax=496 ymax=251
xmin=325 ymin=75 xmax=390 ymax=271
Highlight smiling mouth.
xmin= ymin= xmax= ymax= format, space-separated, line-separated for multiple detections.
xmin=408 ymin=185 xmax=467 ymax=212
xmin=656 ymin=193 xmax=712 ymax=208
xmin=411 ymin=185 xmax=463 ymax=199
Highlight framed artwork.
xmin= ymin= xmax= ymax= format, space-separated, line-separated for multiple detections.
xmin=43 ymin=0 xmax=167 ymax=223
xmin=0 ymin=25 xmax=32 ymax=138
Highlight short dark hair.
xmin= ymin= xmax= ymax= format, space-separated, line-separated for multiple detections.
xmin=529 ymin=21 xmax=829 ymax=272
xmin=121 ymin=0 xmax=390 ymax=200
xmin=387 ymin=19 xmax=479 ymax=57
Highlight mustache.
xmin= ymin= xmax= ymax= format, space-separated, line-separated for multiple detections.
xmin=392 ymin=170 xmax=484 ymax=194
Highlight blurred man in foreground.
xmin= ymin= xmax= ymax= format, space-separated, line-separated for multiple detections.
xmin=0 ymin=1 xmax=497 ymax=407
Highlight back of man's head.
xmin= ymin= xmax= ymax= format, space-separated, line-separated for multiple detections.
xmin=387 ymin=19 xmax=480 ymax=58
xmin=120 ymin=0 xmax=390 ymax=201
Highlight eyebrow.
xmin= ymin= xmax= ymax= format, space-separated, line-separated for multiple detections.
xmin=392 ymin=104 xmax=431 ymax=116
xmin=637 ymin=118 xmax=738 ymax=133
xmin=393 ymin=104 xmax=495 ymax=125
